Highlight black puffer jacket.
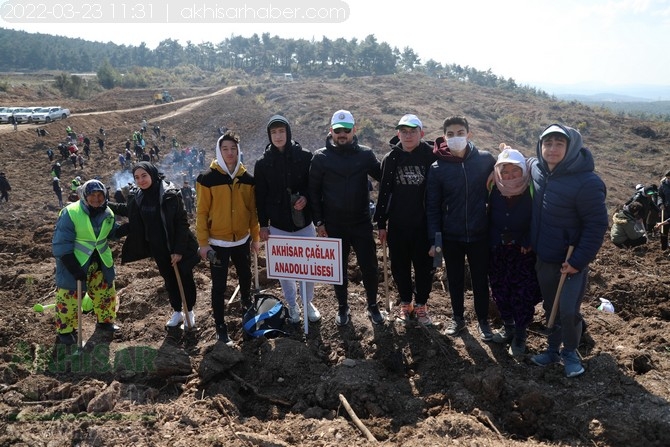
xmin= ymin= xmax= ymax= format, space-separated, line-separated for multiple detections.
xmin=111 ymin=180 xmax=199 ymax=268
xmin=254 ymin=115 xmax=313 ymax=232
xmin=309 ymin=134 xmax=380 ymax=226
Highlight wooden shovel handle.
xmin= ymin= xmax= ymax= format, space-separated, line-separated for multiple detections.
xmin=546 ymin=245 xmax=575 ymax=329
xmin=173 ymin=264 xmax=191 ymax=330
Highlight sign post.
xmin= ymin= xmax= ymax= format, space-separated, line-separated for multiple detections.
xmin=266 ymin=235 xmax=343 ymax=334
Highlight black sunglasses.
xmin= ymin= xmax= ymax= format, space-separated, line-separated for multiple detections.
xmin=333 ymin=128 xmax=352 ymax=134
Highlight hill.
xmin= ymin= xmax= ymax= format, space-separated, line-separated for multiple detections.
xmin=1 ymin=73 xmax=670 ymax=446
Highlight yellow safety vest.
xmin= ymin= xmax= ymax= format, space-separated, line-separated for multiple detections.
xmin=65 ymin=202 xmax=114 ymax=268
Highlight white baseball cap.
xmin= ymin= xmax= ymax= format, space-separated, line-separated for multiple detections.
xmin=395 ymin=114 xmax=423 ymax=129
xmin=331 ymin=110 xmax=355 ymax=130
xmin=540 ymin=124 xmax=570 ymax=141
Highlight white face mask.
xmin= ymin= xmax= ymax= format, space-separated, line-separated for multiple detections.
xmin=447 ymin=136 xmax=468 ymax=152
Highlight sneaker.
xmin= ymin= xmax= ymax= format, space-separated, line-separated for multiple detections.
xmin=508 ymin=338 xmax=526 ymax=356
xmin=491 ymin=325 xmax=515 ymax=344
xmin=478 ymin=320 xmax=493 ymax=342
xmin=307 ymin=302 xmax=322 ymax=322
xmin=216 ymin=324 xmax=234 ymax=347
xmin=398 ymin=302 xmax=414 ymax=324
xmin=335 ymin=306 xmax=350 ymax=327
xmin=414 ymin=304 xmax=432 ymax=326
xmin=288 ymin=304 xmax=301 ymax=324
xmin=562 ymin=350 xmax=585 ymax=378
xmin=367 ymin=304 xmax=386 ymax=325
xmin=166 ymin=311 xmax=184 ymax=327
xmin=96 ymin=322 xmax=120 ymax=332
xmin=444 ymin=317 xmax=466 ymax=336
xmin=57 ymin=331 xmax=77 ymax=345
xmin=184 ymin=311 xmax=196 ymax=330
xmin=530 ymin=349 xmax=561 ymax=367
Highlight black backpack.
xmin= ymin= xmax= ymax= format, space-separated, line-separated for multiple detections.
xmin=242 ymin=294 xmax=288 ymax=338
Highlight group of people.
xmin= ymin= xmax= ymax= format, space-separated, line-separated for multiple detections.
xmin=50 ymin=110 xmax=610 ymax=378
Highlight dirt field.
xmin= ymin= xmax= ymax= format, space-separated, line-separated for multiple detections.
xmin=1 ymin=76 xmax=670 ymax=447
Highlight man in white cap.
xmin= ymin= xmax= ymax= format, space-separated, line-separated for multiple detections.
xmin=374 ymin=114 xmax=437 ymax=326
xmin=309 ymin=109 xmax=383 ymax=327
xmin=529 ymin=124 xmax=608 ymax=378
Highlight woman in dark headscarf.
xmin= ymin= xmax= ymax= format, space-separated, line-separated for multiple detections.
xmin=111 ymin=161 xmax=200 ymax=330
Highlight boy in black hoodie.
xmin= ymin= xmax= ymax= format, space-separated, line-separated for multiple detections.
xmin=254 ymin=115 xmax=321 ymax=324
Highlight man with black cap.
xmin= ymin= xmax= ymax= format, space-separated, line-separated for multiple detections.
xmin=528 ymin=124 xmax=608 ymax=378
xmin=309 ymin=109 xmax=383 ymax=327
xmin=52 ymin=179 xmax=122 ymax=345
xmin=255 ymin=115 xmax=321 ymax=325
xmin=374 ymin=114 xmax=436 ymax=326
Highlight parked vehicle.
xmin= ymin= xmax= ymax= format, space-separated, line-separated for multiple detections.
xmin=12 ymin=107 xmax=41 ymax=123
xmin=31 ymin=106 xmax=71 ymax=123
xmin=0 ymin=107 xmax=21 ymax=124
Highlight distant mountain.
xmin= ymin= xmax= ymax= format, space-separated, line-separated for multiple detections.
xmin=532 ymin=82 xmax=670 ymax=102
xmin=555 ymin=93 xmax=654 ymax=103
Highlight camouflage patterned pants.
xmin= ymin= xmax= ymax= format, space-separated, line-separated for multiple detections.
xmin=55 ymin=261 xmax=117 ymax=334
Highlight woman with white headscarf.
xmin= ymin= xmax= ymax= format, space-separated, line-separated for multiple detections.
xmin=487 ymin=145 xmax=541 ymax=356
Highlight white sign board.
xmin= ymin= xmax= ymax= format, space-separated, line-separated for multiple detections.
xmin=266 ymin=235 xmax=342 ymax=285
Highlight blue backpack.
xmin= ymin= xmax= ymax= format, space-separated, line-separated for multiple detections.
xmin=242 ymin=294 xmax=288 ymax=338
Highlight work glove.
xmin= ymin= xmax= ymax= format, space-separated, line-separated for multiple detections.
xmin=61 ymin=253 xmax=87 ymax=282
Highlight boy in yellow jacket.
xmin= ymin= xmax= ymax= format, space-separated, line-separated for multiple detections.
xmin=196 ymin=131 xmax=260 ymax=345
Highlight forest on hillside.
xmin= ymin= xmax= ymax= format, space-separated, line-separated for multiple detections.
xmin=0 ymin=28 xmax=533 ymax=92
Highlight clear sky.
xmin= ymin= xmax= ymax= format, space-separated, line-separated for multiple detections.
xmin=1 ymin=0 xmax=669 ymax=89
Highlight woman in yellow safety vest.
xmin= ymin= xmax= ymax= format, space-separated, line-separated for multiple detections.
xmin=52 ymin=179 xmax=122 ymax=345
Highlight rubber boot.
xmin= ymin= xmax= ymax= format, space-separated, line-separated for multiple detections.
xmin=509 ymin=327 xmax=527 ymax=356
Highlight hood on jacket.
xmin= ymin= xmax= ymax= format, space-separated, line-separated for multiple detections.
xmin=612 ymin=209 xmax=636 ymax=225
xmin=266 ymin=115 xmax=292 ymax=149
xmin=536 ymin=124 xmax=594 ymax=175
xmin=215 ymin=134 xmax=242 ymax=178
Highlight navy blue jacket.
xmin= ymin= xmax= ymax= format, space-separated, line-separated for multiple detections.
xmin=530 ymin=124 xmax=608 ymax=270
xmin=426 ymin=139 xmax=495 ymax=243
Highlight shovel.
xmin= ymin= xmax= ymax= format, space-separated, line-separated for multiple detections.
xmin=72 ymin=279 xmax=84 ymax=355
xmin=661 ymin=209 xmax=668 ymax=250
xmin=543 ymin=245 xmax=575 ymax=335
xmin=382 ymin=239 xmax=390 ymax=312
xmin=253 ymin=250 xmax=260 ymax=292
xmin=173 ymin=264 xmax=193 ymax=331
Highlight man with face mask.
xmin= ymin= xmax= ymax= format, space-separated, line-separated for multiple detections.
xmin=426 ymin=116 xmax=496 ymax=341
